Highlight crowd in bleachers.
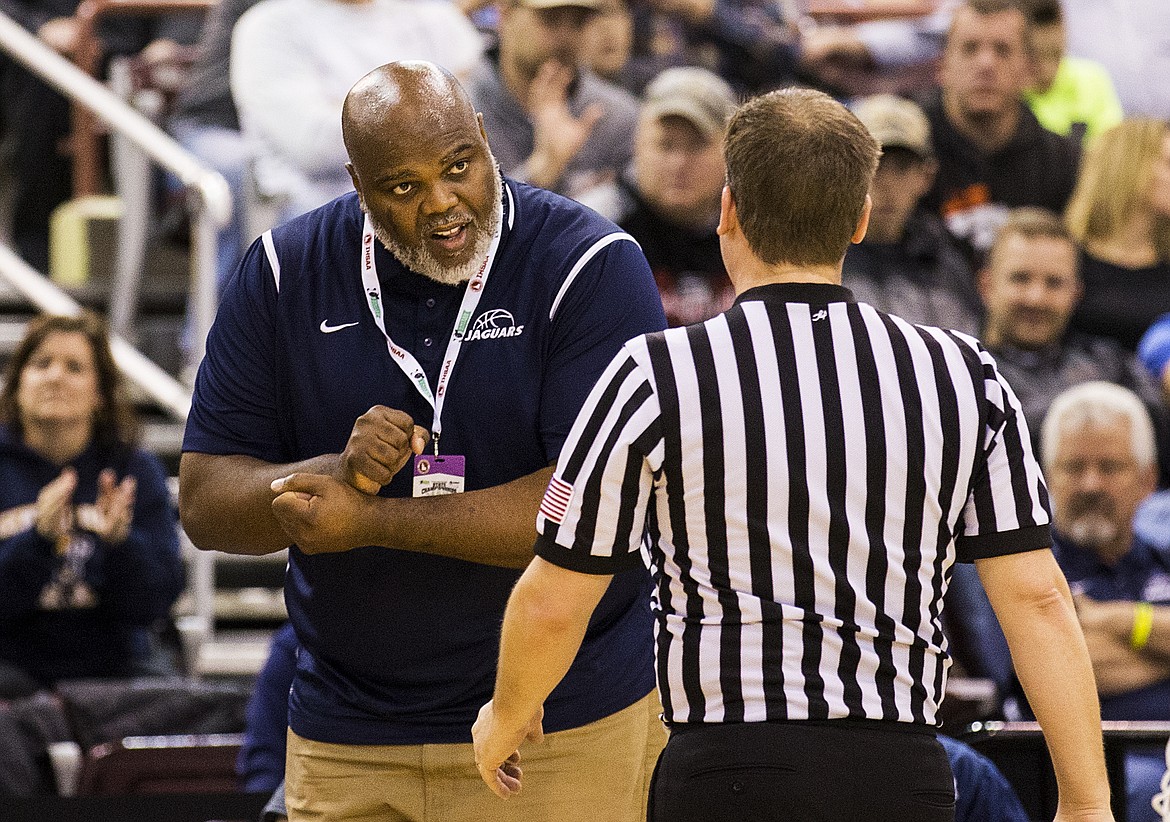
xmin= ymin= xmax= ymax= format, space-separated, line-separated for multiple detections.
xmin=1 ymin=0 xmax=1170 ymax=818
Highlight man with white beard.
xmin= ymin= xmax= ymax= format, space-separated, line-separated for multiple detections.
xmin=1042 ymin=381 xmax=1170 ymax=822
xmin=179 ymin=60 xmax=667 ymax=821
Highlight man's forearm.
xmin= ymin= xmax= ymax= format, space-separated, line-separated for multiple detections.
xmin=368 ymin=466 xmax=555 ymax=568
xmin=492 ymin=557 xmax=612 ymax=723
xmin=978 ymin=550 xmax=1112 ymax=816
xmin=1082 ymin=630 xmax=1167 ymax=696
xmin=270 ymin=465 xmax=555 ymax=567
xmin=472 ymin=558 xmax=611 ymax=798
xmin=1008 ymin=593 xmax=1111 ymax=814
xmin=1075 ymin=595 xmax=1170 ymax=685
xmin=179 ymin=452 xmax=339 ymax=555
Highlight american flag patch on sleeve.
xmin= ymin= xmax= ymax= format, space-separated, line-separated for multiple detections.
xmin=539 ymin=476 xmax=573 ymax=524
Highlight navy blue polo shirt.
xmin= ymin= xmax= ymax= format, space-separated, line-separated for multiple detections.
xmin=184 ymin=180 xmax=666 ymax=744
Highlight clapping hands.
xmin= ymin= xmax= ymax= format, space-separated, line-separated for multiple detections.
xmin=36 ymin=468 xmax=136 ymax=546
xmin=91 ymin=469 xmax=137 ymax=545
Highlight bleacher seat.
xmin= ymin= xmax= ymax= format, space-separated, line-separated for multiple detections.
xmin=76 ymin=732 xmax=243 ymax=796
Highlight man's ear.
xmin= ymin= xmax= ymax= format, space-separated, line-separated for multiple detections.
xmin=851 ymin=195 xmax=872 ymax=244
xmin=1023 ymin=48 xmax=1040 ymax=91
xmin=717 ymin=185 xmax=736 ymax=237
xmin=1140 ymin=460 xmax=1159 ymax=499
xmin=918 ymin=157 xmax=938 ymax=194
xmin=976 ymin=266 xmax=992 ymax=304
xmin=477 ymin=111 xmax=488 ymax=143
xmin=346 ymin=162 xmax=361 ymax=196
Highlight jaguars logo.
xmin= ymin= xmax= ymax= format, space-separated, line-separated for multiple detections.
xmin=466 ymin=309 xmax=524 ymax=341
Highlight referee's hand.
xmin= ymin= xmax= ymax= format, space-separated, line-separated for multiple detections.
xmin=472 ymin=700 xmax=544 ymax=799
xmin=337 ymin=405 xmax=429 ymax=494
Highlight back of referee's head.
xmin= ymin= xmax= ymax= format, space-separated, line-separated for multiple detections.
xmin=723 ymin=88 xmax=879 ymax=269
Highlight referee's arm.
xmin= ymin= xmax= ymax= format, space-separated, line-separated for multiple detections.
xmin=473 ymin=343 xmax=660 ymax=798
xmin=977 ymin=548 xmax=1114 ymax=820
xmin=473 ymin=556 xmax=614 ymax=798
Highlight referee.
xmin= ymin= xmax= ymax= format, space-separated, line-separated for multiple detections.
xmin=472 ymin=89 xmax=1113 ymax=821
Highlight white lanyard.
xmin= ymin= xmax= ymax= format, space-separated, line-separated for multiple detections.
xmin=360 ymin=213 xmax=502 ymax=454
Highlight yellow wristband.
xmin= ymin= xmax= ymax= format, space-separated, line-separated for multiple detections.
xmin=1131 ymin=601 xmax=1154 ymax=650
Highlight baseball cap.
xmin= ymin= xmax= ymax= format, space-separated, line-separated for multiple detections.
xmin=641 ymin=67 xmax=738 ymax=141
xmin=851 ymin=94 xmax=933 ymax=158
xmin=515 ymin=0 xmax=602 ymax=10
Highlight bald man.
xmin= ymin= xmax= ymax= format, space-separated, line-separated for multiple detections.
xmin=180 ymin=61 xmax=667 ymax=822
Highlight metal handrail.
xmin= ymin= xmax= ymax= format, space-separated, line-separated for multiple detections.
xmin=0 ymin=9 xmax=229 ymax=380
xmin=71 ymin=0 xmax=216 ymax=197
xmin=0 ymin=246 xmax=191 ymax=419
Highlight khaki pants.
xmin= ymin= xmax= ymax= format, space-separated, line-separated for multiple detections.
xmin=286 ymin=690 xmax=667 ymax=822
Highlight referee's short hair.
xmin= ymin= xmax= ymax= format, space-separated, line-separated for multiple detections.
xmin=724 ymin=87 xmax=879 ymax=267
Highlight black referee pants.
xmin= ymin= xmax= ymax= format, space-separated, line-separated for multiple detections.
xmin=648 ymin=720 xmax=955 ymax=822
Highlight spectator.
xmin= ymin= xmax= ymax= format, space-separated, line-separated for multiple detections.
xmin=168 ymin=0 xmax=265 ymax=290
xmin=1045 ymin=386 xmax=1169 ymax=706
xmin=977 ymin=208 xmax=1168 ymax=466
xmin=230 ymin=0 xmax=483 ymax=222
xmin=1019 ymin=0 xmax=1123 ymax=145
xmin=845 ymin=93 xmax=982 ymax=336
xmin=465 ymin=0 xmax=638 ymax=199
xmin=0 ymin=0 xmax=200 ymax=272
xmin=1041 ymin=381 xmax=1170 ymax=822
xmin=632 ymin=0 xmax=799 ymax=95
xmin=0 ymin=313 xmax=184 ymax=698
xmin=581 ymin=66 xmax=735 ymax=326
xmin=921 ymin=0 xmax=1080 ymax=261
xmin=581 ymin=0 xmax=635 ymax=89
xmin=1065 ymin=119 xmax=1170 ymax=352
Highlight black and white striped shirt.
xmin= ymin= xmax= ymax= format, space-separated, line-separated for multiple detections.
xmin=534 ymin=282 xmax=1052 ymax=727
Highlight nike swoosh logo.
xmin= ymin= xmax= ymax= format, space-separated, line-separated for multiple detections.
xmin=320 ymin=320 xmax=359 ymax=334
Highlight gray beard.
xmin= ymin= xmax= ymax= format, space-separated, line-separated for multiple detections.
xmin=363 ymin=171 xmax=503 ymax=287
xmin=1062 ymin=513 xmax=1120 ymax=550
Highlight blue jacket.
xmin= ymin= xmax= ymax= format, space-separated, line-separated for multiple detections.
xmin=0 ymin=425 xmax=184 ymax=685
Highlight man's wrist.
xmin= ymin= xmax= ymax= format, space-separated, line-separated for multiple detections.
xmin=490 ymin=692 xmax=534 ymax=730
xmin=523 ymin=149 xmax=569 ymax=190
xmin=360 ymin=492 xmax=395 ymax=548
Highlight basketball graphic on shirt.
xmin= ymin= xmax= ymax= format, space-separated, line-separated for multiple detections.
xmin=474 ymin=309 xmax=513 ymax=330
